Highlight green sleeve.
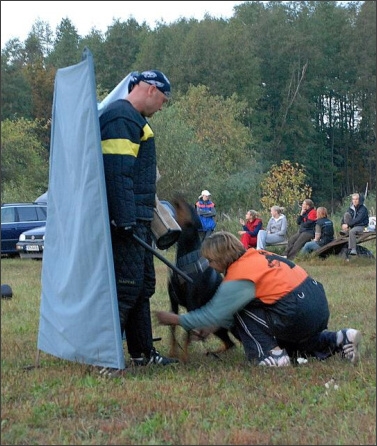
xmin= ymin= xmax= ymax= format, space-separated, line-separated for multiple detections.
xmin=179 ymin=280 xmax=255 ymax=331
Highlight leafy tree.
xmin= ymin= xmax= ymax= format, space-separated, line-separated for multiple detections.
xmin=0 ymin=1 xmax=374 ymax=212
xmin=172 ymin=17 xmax=230 ymax=92
xmin=152 ymin=85 xmax=260 ymax=210
xmin=260 ymin=160 xmax=312 ymax=218
xmin=23 ymin=34 xmax=56 ymax=121
xmin=80 ymin=28 xmax=105 ymax=75
xmin=1 ymin=118 xmax=49 ymax=202
xmin=1 ymin=40 xmax=33 ymax=120
xmin=46 ymin=18 xmax=81 ymax=68
xmin=135 ymin=19 xmax=195 ymax=88
xmin=98 ymin=18 xmax=149 ymax=90
xmin=28 ymin=19 xmax=55 ymax=58
xmin=348 ymin=0 xmax=376 ymax=195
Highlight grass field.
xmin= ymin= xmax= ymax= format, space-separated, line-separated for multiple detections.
xmin=1 ymin=243 xmax=376 ymax=445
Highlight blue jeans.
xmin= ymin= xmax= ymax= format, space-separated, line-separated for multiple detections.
xmin=301 ymin=240 xmax=320 ymax=255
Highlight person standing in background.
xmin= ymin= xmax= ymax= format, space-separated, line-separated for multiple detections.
xmin=195 ymin=190 xmax=217 ymax=241
xmin=256 ymin=205 xmax=288 ymax=250
xmin=238 ymin=210 xmax=263 ymax=249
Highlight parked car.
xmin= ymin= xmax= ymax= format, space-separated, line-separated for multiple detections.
xmin=16 ymin=225 xmax=46 ymax=259
xmin=1 ymin=202 xmax=47 ymax=256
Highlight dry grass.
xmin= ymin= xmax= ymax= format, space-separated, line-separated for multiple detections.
xmin=1 ymin=245 xmax=376 ymax=445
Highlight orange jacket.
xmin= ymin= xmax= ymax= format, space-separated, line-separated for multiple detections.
xmin=224 ymin=249 xmax=308 ymax=304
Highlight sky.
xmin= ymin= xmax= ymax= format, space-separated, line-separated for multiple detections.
xmin=1 ymin=1 xmax=245 ymax=48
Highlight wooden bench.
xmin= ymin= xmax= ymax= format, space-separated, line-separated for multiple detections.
xmin=314 ymin=231 xmax=376 ymax=259
xmin=263 ymin=239 xmax=288 ymax=253
xmin=267 ymin=239 xmax=288 ymax=247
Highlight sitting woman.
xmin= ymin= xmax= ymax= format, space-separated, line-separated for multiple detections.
xmin=256 ymin=205 xmax=288 ymax=250
xmin=238 ymin=210 xmax=263 ymax=249
xmin=300 ymin=206 xmax=334 ymax=255
xmin=282 ymin=199 xmax=317 ymax=260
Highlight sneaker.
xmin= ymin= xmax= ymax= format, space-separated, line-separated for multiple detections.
xmin=130 ymin=347 xmax=179 ymax=366
xmin=349 ymin=249 xmax=357 ymax=255
xmin=259 ymin=348 xmax=291 ymax=367
xmin=99 ymin=367 xmax=127 ymax=378
xmin=337 ymin=329 xmax=361 ymax=364
xmin=129 ymin=357 xmax=148 ymax=367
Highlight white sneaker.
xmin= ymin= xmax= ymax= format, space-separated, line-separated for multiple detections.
xmin=99 ymin=367 xmax=127 ymax=378
xmin=259 ymin=349 xmax=291 ymax=367
xmin=337 ymin=329 xmax=361 ymax=364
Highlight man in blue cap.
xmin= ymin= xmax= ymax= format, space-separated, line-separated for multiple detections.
xmin=100 ymin=70 xmax=178 ymax=371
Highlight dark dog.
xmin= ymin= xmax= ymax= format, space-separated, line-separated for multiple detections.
xmin=167 ymin=194 xmax=239 ymax=362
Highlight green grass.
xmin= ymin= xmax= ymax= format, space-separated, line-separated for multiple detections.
xmin=1 ymin=244 xmax=376 ymax=445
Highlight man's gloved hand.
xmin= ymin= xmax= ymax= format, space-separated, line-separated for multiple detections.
xmin=115 ymin=225 xmax=134 ymax=239
xmin=122 ymin=226 xmax=134 ymax=236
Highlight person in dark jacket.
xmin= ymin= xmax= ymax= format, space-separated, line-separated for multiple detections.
xmin=100 ymin=70 xmax=178 ymax=369
xmin=156 ymin=231 xmax=361 ymax=367
xmin=283 ymin=199 xmax=317 ymax=260
xmin=300 ymin=207 xmax=334 ymax=255
xmin=340 ymin=193 xmax=369 ymax=255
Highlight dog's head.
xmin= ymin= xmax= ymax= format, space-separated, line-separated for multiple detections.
xmin=171 ymin=194 xmax=200 ymax=229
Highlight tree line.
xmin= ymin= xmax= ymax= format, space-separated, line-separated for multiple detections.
xmin=1 ymin=1 xmax=375 ymax=213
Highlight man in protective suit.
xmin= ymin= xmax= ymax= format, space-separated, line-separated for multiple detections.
xmin=100 ymin=70 xmax=178 ymax=367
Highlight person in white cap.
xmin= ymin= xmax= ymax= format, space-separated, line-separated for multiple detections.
xmin=195 ymin=190 xmax=217 ymax=241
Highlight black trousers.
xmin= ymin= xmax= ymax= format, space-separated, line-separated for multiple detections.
xmin=235 ymin=277 xmax=337 ymax=362
xmin=111 ymin=221 xmax=156 ymax=358
xmin=284 ymin=231 xmax=313 ymax=259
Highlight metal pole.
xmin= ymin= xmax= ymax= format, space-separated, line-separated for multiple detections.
xmin=133 ymin=234 xmax=193 ymax=283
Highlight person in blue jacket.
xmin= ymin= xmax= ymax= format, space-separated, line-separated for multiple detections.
xmin=195 ymin=190 xmax=217 ymax=241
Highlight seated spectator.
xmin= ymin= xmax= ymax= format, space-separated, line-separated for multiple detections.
xmin=300 ymin=207 xmax=334 ymax=255
xmin=282 ymin=199 xmax=317 ymax=260
xmin=195 ymin=190 xmax=216 ymax=241
xmin=367 ymin=216 xmax=376 ymax=232
xmin=238 ymin=210 xmax=263 ymax=249
xmin=256 ymin=205 xmax=288 ymax=250
xmin=340 ymin=193 xmax=369 ymax=255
